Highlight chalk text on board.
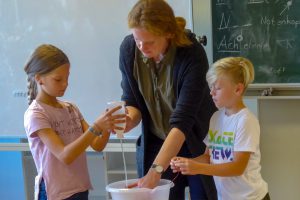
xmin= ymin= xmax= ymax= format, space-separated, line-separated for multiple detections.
xmin=261 ymin=15 xmax=300 ymax=28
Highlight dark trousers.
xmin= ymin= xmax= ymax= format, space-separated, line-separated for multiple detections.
xmin=139 ymin=134 xmax=217 ymax=200
xmin=262 ymin=193 xmax=271 ymax=200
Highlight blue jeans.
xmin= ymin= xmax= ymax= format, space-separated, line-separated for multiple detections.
xmin=164 ymin=171 xmax=208 ymax=200
xmin=38 ymin=179 xmax=47 ymax=200
xmin=39 ymin=179 xmax=89 ymax=200
xmin=160 ymin=157 xmax=208 ymax=200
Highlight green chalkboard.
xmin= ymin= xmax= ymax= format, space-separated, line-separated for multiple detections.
xmin=212 ymin=0 xmax=300 ymax=84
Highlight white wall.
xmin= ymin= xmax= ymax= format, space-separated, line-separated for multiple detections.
xmin=0 ymin=0 xmax=193 ymax=138
xmin=0 ymin=1 xmax=193 ymax=199
xmin=192 ymin=0 xmax=213 ymax=64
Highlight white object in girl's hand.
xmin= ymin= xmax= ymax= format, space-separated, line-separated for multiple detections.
xmin=107 ymin=101 xmax=126 ymax=138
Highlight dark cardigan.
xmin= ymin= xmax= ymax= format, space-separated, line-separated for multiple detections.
xmin=120 ymin=32 xmax=216 ymax=152
xmin=119 ymin=32 xmax=217 ymax=199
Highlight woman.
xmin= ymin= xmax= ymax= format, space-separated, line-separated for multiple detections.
xmin=119 ymin=0 xmax=217 ymax=199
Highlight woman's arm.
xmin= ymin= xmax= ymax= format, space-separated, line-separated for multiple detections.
xmin=138 ymin=127 xmax=185 ymax=188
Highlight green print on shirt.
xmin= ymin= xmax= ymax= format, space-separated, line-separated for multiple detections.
xmin=208 ymin=130 xmax=234 ymax=146
xmin=208 ymin=130 xmax=234 ymax=161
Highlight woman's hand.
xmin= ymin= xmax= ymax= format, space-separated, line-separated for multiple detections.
xmin=137 ymin=168 xmax=161 ymax=189
xmin=124 ymin=168 xmax=161 ymax=189
xmin=123 ymin=106 xmax=142 ymax=133
xmin=93 ymin=105 xmax=126 ymax=133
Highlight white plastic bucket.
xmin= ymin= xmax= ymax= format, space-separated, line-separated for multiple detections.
xmin=106 ymin=179 xmax=174 ymax=200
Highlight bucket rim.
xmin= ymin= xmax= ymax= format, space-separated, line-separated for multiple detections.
xmin=105 ymin=179 xmax=174 ymax=193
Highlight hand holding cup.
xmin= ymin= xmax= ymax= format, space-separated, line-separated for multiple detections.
xmin=93 ymin=104 xmax=126 ymax=135
xmin=106 ymin=101 xmax=127 ymax=138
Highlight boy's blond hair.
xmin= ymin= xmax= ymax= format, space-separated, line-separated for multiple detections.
xmin=206 ymin=57 xmax=254 ymax=92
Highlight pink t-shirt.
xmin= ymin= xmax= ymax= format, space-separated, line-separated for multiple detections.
xmin=24 ymin=100 xmax=92 ymax=200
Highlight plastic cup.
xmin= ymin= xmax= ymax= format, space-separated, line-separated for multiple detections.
xmin=107 ymin=101 xmax=126 ymax=138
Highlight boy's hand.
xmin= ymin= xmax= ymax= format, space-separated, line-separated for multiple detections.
xmin=170 ymin=157 xmax=199 ymax=175
xmin=170 ymin=157 xmax=182 ymax=173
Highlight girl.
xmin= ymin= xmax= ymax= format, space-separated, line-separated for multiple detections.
xmin=24 ymin=44 xmax=125 ymax=200
xmin=170 ymin=57 xmax=270 ymax=200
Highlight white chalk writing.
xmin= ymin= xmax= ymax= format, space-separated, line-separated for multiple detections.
xmin=261 ymin=15 xmax=300 ymax=28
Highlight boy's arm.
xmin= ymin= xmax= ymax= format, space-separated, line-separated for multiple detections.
xmin=173 ymin=151 xmax=251 ymax=176
xmin=197 ymin=151 xmax=251 ymax=176
xmin=193 ymin=147 xmax=211 ymax=163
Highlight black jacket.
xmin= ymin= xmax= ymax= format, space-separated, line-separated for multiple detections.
xmin=119 ymin=31 xmax=216 ymax=154
xmin=119 ymin=32 xmax=217 ymax=199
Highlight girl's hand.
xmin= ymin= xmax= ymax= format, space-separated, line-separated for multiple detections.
xmin=170 ymin=157 xmax=199 ymax=175
xmin=93 ymin=106 xmax=126 ymax=133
